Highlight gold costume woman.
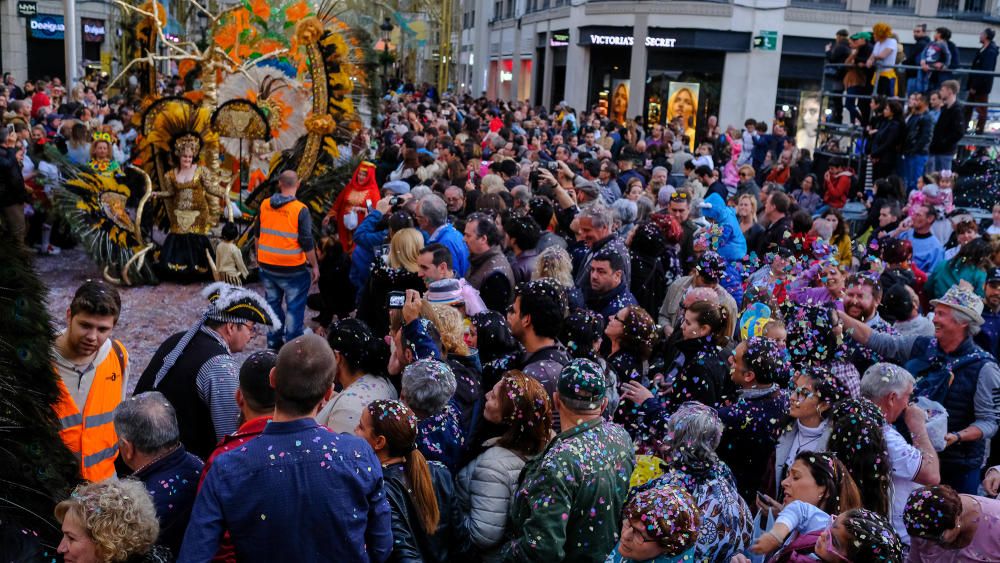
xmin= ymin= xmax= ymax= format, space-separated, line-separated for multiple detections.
xmin=156 ymin=134 xmax=224 ymax=235
xmin=153 ymin=134 xmax=223 ymax=277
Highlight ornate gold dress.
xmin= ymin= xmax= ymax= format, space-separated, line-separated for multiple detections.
xmin=156 ymin=166 xmax=218 ymax=278
xmin=160 ymin=167 xmax=217 ymax=235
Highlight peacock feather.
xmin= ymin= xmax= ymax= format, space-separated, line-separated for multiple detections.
xmin=0 ymin=228 xmax=82 ymax=549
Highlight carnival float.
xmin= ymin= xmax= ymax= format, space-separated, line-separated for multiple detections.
xmin=55 ymin=0 xmax=377 ymax=285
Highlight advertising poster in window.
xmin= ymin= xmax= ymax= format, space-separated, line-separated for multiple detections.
xmin=610 ymin=80 xmax=630 ymax=125
xmin=796 ymin=91 xmax=822 ymax=151
xmin=667 ymin=82 xmax=699 ymax=151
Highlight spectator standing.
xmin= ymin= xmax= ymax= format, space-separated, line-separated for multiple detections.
xmin=639 ymin=402 xmax=752 ymax=560
xmin=903 ymin=92 xmax=934 ymax=192
xmin=114 ymin=391 xmax=204 ymax=555
xmin=317 ymin=319 xmax=398 ymax=433
xmin=845 ymin=33 xmax=875 ymax=125
xmin=135 ymin=283 xmax=279 ymax=460
xmin=255 ymin=170 xmax=320 ymax=349
xmin=0 ymin=129 xmax=27 ymax=242
xmin=965 ymin=28 xmax=998 ymax=134
xmin=585 ymin=249 xmax=638 ymax=319
xmin=757 ymin=191 xmax=794 ymax=256
xmin=51 ymin=281 xmax=129 ymax=482
xmin=454 ymin=371 xmax=552 ymax=561
xmin=860 ymin=363 xmax=941 ymax=544
xmin=897 ymin=204 xmax=946 ymax=273
xmin=975 ymin=267 xmax=1000 ymax=360
xmin=903 ymin=485 xmax=1000 ymax=561
xmin=502 ymin=359 xmax=635 ymax=563
xmin=464 ymin=212 xmax=516 ymax=311
xmin=868 ymin=23 xmax=901 ymax=96
xmin=904 ymin=24 xmax=931 ymax=94
xmin=918 ymin=28 xmax=953 ymax=93
xmin=826 ymin=29 xmax=852 ymax=124
xmin=504 ymin=215 xmax=543 ymax=286
xmin=871 ymin=100 xmax=905 ymax=180
xmin=504 ymin=279 xmax=572 ymax=398
xmin=928 ymin=80 xmax=964 ymax=172
xmin=199 ymin=351 xmax=277 ymax=488
xmin=180 ymin=334 xmax=393 ymax=562
xmin=841 ymin=285 xmax=1000 ymax=494
xmin=356 ymin=399 xmax=454 ymax=563
xmin=418 ymin=194 xmax=470 ymax=277
xmin=55 ymin=480 xmax=168 ymax=563
xmin=717 ymin=337 xmax=790 ymax=506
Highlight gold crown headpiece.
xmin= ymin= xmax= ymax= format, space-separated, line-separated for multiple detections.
xmin=174 ymin=134 xmax=201 ymax=156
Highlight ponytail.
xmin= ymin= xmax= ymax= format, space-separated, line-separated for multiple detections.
xmin=715 ymin=303 xmax=732 ymax=347
xmin=366 ymin=400 xmax=441 ymax=536
xmin=688 ymin=300 xmax=732 ymax=346
xmin=404 ymin=448 xmax=440 ymax=534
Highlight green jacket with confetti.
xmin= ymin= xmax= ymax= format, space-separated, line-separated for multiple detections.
xmin=502 ymin=418 xmax=635 ymax=563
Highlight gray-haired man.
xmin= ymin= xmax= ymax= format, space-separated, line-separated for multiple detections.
xmin=860 ymin=363 xmax=940 ymax=544
xmin=114 ymin=391 xmax=204 ymax=554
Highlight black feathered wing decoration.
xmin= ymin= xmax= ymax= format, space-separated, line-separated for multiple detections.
xmin=0 ymin=228 xmax=82 ymax=549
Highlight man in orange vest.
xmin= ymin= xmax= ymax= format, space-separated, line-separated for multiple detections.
xmin=256 ymin=170 xmax=319 ymax=350
xmin=51 ymin=280 xmax=128 ymax=482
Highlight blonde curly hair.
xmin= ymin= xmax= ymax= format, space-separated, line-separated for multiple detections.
xmin=532 ymin=246 xmax=574 ymax=288
xmin=427 ymin=303 xmax=470 ymax=356
xmin=55 ymin=479 xmax=159 ymax=562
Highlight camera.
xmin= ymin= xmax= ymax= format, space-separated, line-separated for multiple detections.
xmin=387 ymin=290 xmax=406 ymax=309
xmin=545 ymin=161 xmax=560 ymax=171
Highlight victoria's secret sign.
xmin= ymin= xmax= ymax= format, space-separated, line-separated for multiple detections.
xmin=584 ymin=34 xmax=677 ymax=48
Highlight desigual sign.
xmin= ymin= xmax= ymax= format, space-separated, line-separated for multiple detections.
xmin=83 ymin=18 xmax=106 ymax=42
xmin=30 ymin=14 xmax=65 ymax=39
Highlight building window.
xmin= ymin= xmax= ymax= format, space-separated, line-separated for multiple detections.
xmin=505 ymin=0 xmax=514 ymax=18
xmin=870 ymin=0 xmax=914 ymax=12
xmin=494 ymin=0 xmax=502 ymax=20
xmin=789 ymin=0 xmax=847 ymax=9
xmin=938 ymin=0 xmax=989 ymax=15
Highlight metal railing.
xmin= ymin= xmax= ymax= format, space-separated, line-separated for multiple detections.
xmin=817 ymin=62 xmax=1000 ymax=158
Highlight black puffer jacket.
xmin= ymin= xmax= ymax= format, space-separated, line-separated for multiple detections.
xmin=383 ymin=460 xmax=455 ymax=563
xmin=652 ymin=335 xmax=731 ymax=414
xmin=0 ymin=146 xmax=27 ymax=207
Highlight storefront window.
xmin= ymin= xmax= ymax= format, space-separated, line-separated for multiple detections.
xmin=588 ymin=48 xmax=631 ymax=122
xmin=645 ymin=51 xmax=723 ymax=149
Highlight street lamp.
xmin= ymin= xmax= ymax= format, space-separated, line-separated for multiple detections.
xmin=196 ymin=10 xmax=210 ymax=50
xmin=379 ymin=17 xmax=394 ymax=93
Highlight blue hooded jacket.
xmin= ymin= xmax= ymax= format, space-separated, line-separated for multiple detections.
xmin=701 ymin=193 xmax=747 ymax=262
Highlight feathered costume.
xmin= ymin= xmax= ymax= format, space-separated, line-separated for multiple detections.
xmin=0 ymin=228 xmax=81 ymax=555
xmin=55 ymin=0 xmax=376 ymax=284
xmin=53 ymin=159 xmax=157 ymax=286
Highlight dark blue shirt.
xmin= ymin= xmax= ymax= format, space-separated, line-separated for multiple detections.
xmin=134 ymin=444 xmax=203 ymax=556
xmin=179 ymin=418 xmax=392 ymax=563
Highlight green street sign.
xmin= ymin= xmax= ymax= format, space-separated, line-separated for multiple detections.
xmin=753 ymin=30 xmax=778 ymax=51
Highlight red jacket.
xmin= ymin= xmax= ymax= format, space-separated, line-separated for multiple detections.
xmin=199 ymin=416 xmax=272 ymax=563
xmin=823 ymin=169 xmax=854 ymax=209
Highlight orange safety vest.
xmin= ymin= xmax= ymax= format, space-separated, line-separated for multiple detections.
xmin=53 ymin=340 xmax=127 ymax=482
xmin=257 ymin=198 xmax=307 ymax=267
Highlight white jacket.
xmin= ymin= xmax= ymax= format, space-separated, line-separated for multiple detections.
xmin=453 ymin=438 xmax=528 ymax=561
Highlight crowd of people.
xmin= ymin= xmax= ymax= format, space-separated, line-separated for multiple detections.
xmin=4 ymin=19 xmax=1000 ymax=563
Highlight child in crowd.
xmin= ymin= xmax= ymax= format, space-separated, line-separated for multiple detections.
xmin=210 ymin=222 xmax=249 ymax=286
